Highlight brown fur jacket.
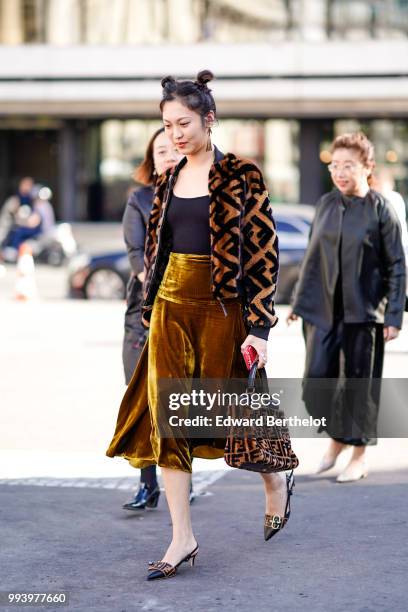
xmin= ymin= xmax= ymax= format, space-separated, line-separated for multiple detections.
xmin=141 ymin=146 xmax=279 ymax=334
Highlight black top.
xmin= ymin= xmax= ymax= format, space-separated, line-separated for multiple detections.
xmin=166 ymin=192 xmax=269 ymax=341
xmin=167 ymin=193 xmax=211 ymax=255
xmin=333 ymin=195 xmax=365 ymax=322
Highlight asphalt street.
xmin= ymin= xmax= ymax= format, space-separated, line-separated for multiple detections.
xmin=1 ymin=468 xmax=408 ymax=612
xmin=0 ymin=242 xmax=407 ymax=612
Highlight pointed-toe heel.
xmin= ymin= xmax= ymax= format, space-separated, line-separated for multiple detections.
xmin=316 ymin=445 xmax=349 ymax=474
xmin=315 ymin=457 xmax=336 ymax=474
xmin=185 ymin=546 xmax=198 ymax=567
xmin=147 ymin=562 xmax=177 ymax=581
xmin=264 ymin=470 xmax=295 ymax=542
xmin=146 ymin=544 xmax=199 ymax=581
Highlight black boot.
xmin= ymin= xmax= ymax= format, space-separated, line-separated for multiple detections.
xmin=123 ymin=483 xmax=161 ymax=511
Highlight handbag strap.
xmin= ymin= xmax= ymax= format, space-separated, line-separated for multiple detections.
xmin=247 ymin=361 xmax=267 ymax=393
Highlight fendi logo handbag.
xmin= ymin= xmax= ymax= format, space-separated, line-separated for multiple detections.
xmin=224 ymin=361 xmax=300 ymax=473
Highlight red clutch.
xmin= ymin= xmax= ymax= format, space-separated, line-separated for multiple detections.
xmin=242 ymin=345 xmax=259 ymax=371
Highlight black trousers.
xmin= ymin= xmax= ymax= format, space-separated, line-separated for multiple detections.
xmin=302 ymin=319 xmax=384 ymax=446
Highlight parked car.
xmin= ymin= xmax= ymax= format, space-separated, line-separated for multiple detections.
xmin=68 ymin=206 xmax=315 ymax=304
xmin=68 ymin=251 xmax=129 ymax=300
xmin=273 ymin=205 xmax=314 ymax=303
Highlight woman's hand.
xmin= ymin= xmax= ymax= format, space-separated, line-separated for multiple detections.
xmin=137 ymin=271 xmax=145 ymax=282
xmin=241 ymin=335 xmax=268 ymax=369
xmin=286 ymin=310 xmax=298 ymax=325
xmin=383 ymin=326 xmax=399 ymax=342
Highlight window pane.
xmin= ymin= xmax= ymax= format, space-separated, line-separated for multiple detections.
xmin=265 ymin=120 xmax=300 ymax=203
xmin=99 ymin=119 xmax=162 ymax=219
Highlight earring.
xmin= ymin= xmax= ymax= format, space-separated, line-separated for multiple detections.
xmin=206 ymin=127 xmax=212 ymax=152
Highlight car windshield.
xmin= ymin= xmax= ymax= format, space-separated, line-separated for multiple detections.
xmin=276 ymin=216 xmax=310 ymax=235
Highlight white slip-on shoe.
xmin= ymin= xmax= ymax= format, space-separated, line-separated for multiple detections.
xmin=336 ymin=461 xmax=368 ymax=483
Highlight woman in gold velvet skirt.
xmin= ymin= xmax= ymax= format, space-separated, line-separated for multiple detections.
xmin=106 ymin=69 xmax=295 ymax=580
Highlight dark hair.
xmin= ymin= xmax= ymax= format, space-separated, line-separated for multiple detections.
xmin=159 ymin=69 xmax=216 ymax=123
xmin=133 ymin=127 xmax=165 ymax=186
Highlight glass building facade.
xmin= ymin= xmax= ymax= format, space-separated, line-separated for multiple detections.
xmin=1 ymin=0 xmax=407 ymax=45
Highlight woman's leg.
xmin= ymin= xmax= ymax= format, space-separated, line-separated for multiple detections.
xmin=261 ymin=472 xmax=287 ymax=515
xmin=159 ymin=467 xmax=197 ymax=566
xmin=349 ymin=445 xmax=366 ymax=463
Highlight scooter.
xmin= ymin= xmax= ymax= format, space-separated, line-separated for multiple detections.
xmin=1 ymin=223 xmax=78 ymax=266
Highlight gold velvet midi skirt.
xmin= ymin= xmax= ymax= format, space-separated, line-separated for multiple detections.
xmin=106 ymin=252 xmax=249 ymax=473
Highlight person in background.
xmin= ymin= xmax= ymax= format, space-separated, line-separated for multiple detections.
xmin=370 ymin=168 xmax=408 ymax=261
xmin=0 ymin=177 xmax=34 ymax=260
xmin=2 ymin=184 xmax=55 ymax=256
xmin=31 ymin=185 xmax=56 ymax=236
xmin=288 ymin=132 xmax=406 ymax=483
xmin=121 ymin=128 xmax=192 ymax=511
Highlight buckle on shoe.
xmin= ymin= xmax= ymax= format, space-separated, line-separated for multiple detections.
xmin=265 ymin=514 xmax=282 ymax=529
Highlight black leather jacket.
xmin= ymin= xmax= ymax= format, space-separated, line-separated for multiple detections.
xmin=122 ymin=185 xmax=154 ymax=276
xmin=291 ymin=188 xmax=406 ymax=330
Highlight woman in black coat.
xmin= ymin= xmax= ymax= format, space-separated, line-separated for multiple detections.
xmin=122 ymin=128 xmax=181 ymax=510
xmin=288 ymin=132 xmax=406 ymax=482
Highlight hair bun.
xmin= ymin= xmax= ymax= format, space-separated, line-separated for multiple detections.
xmin=196 ymin=69 xmax=214 ymax=88
xmin=161 ymin=75 xmax=177 ymax=91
